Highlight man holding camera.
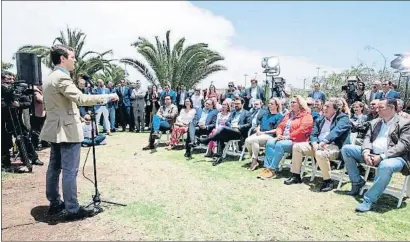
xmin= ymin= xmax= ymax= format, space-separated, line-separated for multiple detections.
xmin=1 ymin=72 xmax=43 ymax=170
xmin=41 ymin=45 xmax=119 ymax=220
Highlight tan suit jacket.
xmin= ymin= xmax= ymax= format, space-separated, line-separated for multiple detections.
xmin=362 ymin=115 xmax=410 ymax=175
xmin=40 ymin=69 xmax=110 ymax=143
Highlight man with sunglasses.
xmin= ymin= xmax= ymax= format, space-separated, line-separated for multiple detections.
xmin=221 ymin=82 xmax=237 ymax=102
xmin=143 ymin=95 xmax=178 ymax=150
xmin=184 ymin=99 xmax=219 ymax=158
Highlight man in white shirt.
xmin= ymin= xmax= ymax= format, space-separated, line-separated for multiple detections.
xmin=341 ymin=98 xmax=410 ymax=212
xmin=285 ymin=98 xmax=351 ymax=192
xmin=190 ymin=88 xmax=203 ymax=109
xmin=82 ymin=114 xmax=106 ymax=146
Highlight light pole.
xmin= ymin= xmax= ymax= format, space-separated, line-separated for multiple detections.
xmin=244 ymin=74 xmax=248 ymax=88
xmin=316 ymin=67 xmax=321 ymax=83
xmin=323 ymin=70 xmax=327 ymax=78
xmin=365 ymin=45 xmax=387 ymax=75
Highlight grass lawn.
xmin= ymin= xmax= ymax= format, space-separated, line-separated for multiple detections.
xmin=1 ymin=131 xmax=409 ymax=241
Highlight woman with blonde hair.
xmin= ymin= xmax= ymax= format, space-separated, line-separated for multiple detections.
xmin=245 ymin=98 xmax=284 ymax=169
xmin=256 ymin=95 xmax=314 ymax=178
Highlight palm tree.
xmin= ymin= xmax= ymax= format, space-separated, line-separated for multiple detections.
xmin=120 ymin=30 xmax=226 ymax=89
xmin=93 ymin=64 xmax=127 ymax=86
xmin=16 ymin=26 xmax=113 ymax=82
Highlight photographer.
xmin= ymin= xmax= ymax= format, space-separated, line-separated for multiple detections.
xmin=343 ymin=76 xmax=365 ymax=106
xmin=271 ymin=78 xmax=290 ymax=99
xmin=1 ymin=72 xmax=43 ymax=170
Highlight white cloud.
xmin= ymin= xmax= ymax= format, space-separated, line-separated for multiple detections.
xmin=2 ymin=1 xmax=343 ymax=89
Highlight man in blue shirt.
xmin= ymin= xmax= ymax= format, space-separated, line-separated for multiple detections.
xmin=92 ymin=79 xmax=112 ymax=135
xmin=308 ymin=83 xmax=326 ymax=103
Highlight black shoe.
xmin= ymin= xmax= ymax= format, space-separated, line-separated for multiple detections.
xmin=319 ymin=180 xmax=334 ymax=192
xmin=142 ymin=144 xmax=154 ymax=150
xmin=212 ymin=157 xmax=223 ymax=166
xmin=32 ymin=159 xmax=44 ymax=166
xmin=284 ymin=174 xmax=302 ymax=185
xmin=65 ymin=206 xmax=98 ymax=220
xmin=48 ymin=201 xmax=65 ymax=215
xmin=347 ymin=179 xmax=366 ymax=196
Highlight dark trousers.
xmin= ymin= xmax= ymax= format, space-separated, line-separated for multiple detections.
xmin=118 ymin=105 xmax=131 ymax=130
xmin=184 ymin=121 xmax=211 ymax=150
xmin=129 ymin=106 xmax=135 ymax=131
xmin=208 ymin=127 xmax=243 ymax=155
xmin=31 ymin=116 xmax=46 ymax=149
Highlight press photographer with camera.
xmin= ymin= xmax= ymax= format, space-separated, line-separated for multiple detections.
xmin=1 ymin=71 xmax=43 ymax=170
xmin=342 ymin=76 xmax=365 ymax=106
xmin=41 ymin=45 xmax=119 ymax=220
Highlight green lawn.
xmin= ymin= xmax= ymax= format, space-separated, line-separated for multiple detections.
xmin=83 ymin=132 xmax=410 ymax=240
xmin=2 ymin=132 xmax=409 ymax=240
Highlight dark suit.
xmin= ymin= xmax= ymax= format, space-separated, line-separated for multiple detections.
xmin=244 ymin=86 xmax=265 ymax=110
xmin=375 ymin=90 xmax=401 ymax=100
xmin=249 ymin=108 xmax=267 ymax=132
xmin=207 ymin=109 xmax=252 ymax=156
xmin=185 ymin=108 xmax=219 ymax=148
xmin=116 ymin=86 xmax=132 ymax=130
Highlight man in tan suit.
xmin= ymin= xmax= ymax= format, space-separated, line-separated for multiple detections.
xmin=40 ymin=45 xmax=118 ymax=220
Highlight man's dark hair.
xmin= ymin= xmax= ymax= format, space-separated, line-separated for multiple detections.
xmin=382 ymin=98 xmax=398 ymax=111
xmin=50 ymin=44 xmax=74 ymax=65
xmin=236 ymin=97 xmax=245 ymax=105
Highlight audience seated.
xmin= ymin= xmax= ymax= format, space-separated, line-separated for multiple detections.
xmin=341 ymin=98 xmax=410 ymax=212
xmin=167 ymin=98 xmax=196 ymax=150
xmin=285 ymin=98 xmax=351 ymax=191
xmin=82 ymin=114 xmax=106 ymax=147
xmin=248 ymin=99 xmax=267 ymax=133
xmin=258 ymin=95 xmax=313 ymax=179
xmin=205 ymin=99 xmax=232 ymax=157
xmin=143 ymin=95 xmax=178 ymax=150
xmin=199 ymin=98 xmax=251 ymax=166
xmin=184 ymin=99 xmax=219 ymax=158
xmin=245 ymin=98 xmax=284 ymax=171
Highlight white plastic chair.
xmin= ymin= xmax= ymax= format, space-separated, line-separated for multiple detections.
xmin=359 ymin=164 xmax=410 ymax=208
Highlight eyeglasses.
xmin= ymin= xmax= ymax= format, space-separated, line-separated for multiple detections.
xmin=205 ymin=103 xmax=211 ymax=105
xmin=307 ymin=103 xmax=313 ymax=106
xmin=165 ymin=98 xmax=171 ymax=100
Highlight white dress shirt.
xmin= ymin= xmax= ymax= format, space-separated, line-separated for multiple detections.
xmin=318 ymin=114 xmax=336 ymax=141
xmin=372 ymin=116 xmax=396 ymax=155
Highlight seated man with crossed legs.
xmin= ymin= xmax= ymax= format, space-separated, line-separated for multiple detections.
xmin=341 ymin=98 xmax=410 ymax=212
xmin=143 ymin=95 xmax=178 ymax=150
xmin=199 ymin=98 xmax=251 ymax=166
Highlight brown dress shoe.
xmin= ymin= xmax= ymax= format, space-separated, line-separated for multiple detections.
xmin=261 ymin=168 xmax=277 ymax=179
xmin=257 ymin=168 xmax=269 ymax=178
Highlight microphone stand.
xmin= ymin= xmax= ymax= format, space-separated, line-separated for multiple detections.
xmin=85 ymin=83 xmax=126 ymax=212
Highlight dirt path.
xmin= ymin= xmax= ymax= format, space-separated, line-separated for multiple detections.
xmin=2 ymin=133 xmax=409 ymax=241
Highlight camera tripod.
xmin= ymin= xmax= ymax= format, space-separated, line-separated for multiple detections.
xmin=85 ymin=107 xmax=126 ymax=213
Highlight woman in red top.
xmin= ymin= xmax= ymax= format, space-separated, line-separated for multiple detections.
xmin=257 ymin=95 xmax=314 ymax=179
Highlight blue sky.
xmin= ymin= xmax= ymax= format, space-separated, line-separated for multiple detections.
xmin=193 ymin=1 xmax=410 ymax=70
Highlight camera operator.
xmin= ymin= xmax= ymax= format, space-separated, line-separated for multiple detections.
xmin=342 ymin=76 xmax=365 ymax=106
xmin=1 ymin=72 xmax=44 ymax=170
xmin=271 ymin=78 xmax=290 ymax=99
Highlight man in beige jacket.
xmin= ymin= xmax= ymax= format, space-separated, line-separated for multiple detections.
xmin=40 ymin=45 xmax=118 ymax=220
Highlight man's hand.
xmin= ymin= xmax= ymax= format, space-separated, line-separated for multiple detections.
xmin=363 ymin=152 xmax=373 ymax=166
xmin=109 ymin=94 xmax=119 ymax=102
xmin=12 ymin=101 xmax=20 ymax=107
xmin=318 ymin=141 xmax=328 ymax=150
xmin=369 ymin=154 xmax=382 ymax=166
xmin=232 ymin=123 xmax=239 ymax=129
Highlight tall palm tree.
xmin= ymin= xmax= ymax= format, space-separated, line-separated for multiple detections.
xmin=93 ymin=64 xmax=127 ymax=86
xmin=16 ymin=26 xmax=113 ymax=82
xmin=120 ymin=30 xmax=226 ymax=89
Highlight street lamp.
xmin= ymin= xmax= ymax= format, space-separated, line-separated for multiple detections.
xmin=316 ymin=67 xmax=321 ymax=83
xmin=365 ymin=45 xmax=387 ymax=74
xmin=244 ymin=74 xmax=248 ymax=88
